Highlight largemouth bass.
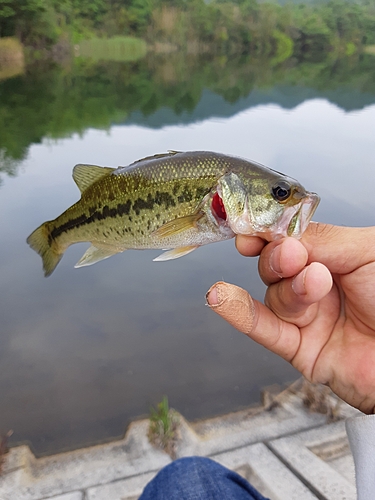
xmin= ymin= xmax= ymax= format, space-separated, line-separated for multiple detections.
xmin=27 ymin=151 xmax=320 ymax=277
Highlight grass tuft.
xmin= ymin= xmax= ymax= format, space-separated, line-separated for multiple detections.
xmin=148 ymin=396 xmax=179 ymax=459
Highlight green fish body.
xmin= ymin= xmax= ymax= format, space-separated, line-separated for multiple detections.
xmin=27 ymin=151 xmax=320 ymax=276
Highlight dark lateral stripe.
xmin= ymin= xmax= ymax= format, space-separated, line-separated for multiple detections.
xmin=49 ymin=188 xmax=209 ymax=242
xmin=49 ymin=201 xmax=132 ymax=242
xmin=132 ymin=191 xmax=177 ymax=215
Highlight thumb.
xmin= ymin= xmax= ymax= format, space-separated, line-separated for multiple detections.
xmin=206 ymin=281 xmax=300 ymax=361
xmin=206 ymin=281 xmax=255 ymax=335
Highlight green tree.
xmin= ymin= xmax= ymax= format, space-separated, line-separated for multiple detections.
xmin=0 ymin=0 xmax=48 ymax=41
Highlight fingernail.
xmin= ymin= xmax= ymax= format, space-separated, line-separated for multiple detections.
xmin=270 ymin=245 xmax=282 ymax=277
xmin=206 ymin=281 xmax=223 ymax=308
xmin=206 ymin=285 xmax=218 ymax=306
xmin=292 ymin=268 xmax=307 ymax=296
xmin=206 ymin=282 xmax=255 ymax=335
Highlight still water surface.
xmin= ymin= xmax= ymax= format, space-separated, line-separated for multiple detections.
xmin=1 ymin=57 xmax=374 ymax=455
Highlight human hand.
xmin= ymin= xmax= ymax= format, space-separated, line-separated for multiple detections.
xmin=206 ymin=223 xmax=375 ymax=414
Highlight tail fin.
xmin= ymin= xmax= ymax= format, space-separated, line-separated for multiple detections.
xmin=27 ymin=223 xmax=63 ymax=277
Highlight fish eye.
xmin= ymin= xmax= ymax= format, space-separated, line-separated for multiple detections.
xmin=271 ymin=181 xmax=292 ymax=203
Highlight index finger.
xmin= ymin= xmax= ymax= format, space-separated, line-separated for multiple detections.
xmin=235 ymin=235 xmax=267 ymax=257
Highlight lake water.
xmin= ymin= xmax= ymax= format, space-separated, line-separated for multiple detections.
xmin=1 ymin=53 xmax=374 ymax=455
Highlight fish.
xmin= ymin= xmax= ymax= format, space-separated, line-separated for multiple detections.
xmin=27 ymin=150 xmax=320 ymax=277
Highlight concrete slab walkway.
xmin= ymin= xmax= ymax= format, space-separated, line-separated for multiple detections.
xmin=0 ymin=380 xmax=360 ymax=500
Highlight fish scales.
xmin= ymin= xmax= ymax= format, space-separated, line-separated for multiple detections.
xmin=50 ymin=152 xmax=231 ymax=249
xmin=27 ymin=151 xmax=320 ymax=276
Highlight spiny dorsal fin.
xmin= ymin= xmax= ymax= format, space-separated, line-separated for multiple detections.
xmin=128 ymin=151 xmax=181 ymax=167
xmin=72 ymin=164 xmax=115 ymax=193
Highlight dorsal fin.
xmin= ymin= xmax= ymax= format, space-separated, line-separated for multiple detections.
xmin=72 ymin=164 xmax=115 ymax=193
xmin=128 ymin=151 xmax=181 ymax=167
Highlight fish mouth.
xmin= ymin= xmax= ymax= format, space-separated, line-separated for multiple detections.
xmin=287 ymin=192 xmax=320 ymax=238
xmin=224 ymin=191 xmax=320 ymax=240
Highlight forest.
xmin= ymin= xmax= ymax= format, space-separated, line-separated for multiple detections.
xmin=1 ymin=45 xmax=374 ymax=171
xmin=1 ymin=0 xmax=375 ymax=172
xmin=1 ymin=0 xmax=375 ymax=59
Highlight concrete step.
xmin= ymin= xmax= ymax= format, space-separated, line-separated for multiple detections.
xmin=0 ymin=379 xmax=360 ymax=500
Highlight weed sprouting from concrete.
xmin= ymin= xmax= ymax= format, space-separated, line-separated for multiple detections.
xmin=301 ymin=379 xmax=342 ymax=422
xmin=148 ymin=396 xmax=179 ymax=459
xmin=261 ymin=378 xmax=342 ymax=422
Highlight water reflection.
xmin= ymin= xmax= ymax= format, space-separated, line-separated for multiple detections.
xmin=0 ymin=52 xmax=374 ymax=168
xmin=0 ymin=55 xmax=375 ymax=455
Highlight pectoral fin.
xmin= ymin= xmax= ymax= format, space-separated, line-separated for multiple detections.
xmin=152 ymin=212 xmax=203 ymax=239
xmin=153 ymin=246 xmax=198 ymax=261
xmin=75 ymin=244 xmax=125 ymax=268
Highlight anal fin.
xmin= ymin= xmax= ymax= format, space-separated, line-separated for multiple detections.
xmin=153 ymin=246 xmax=198 ymax=262
xmin=75 ymin=244 xmax=125 ymax=268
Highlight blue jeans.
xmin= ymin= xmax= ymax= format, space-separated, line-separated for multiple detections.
xmin=139 ymin=456 xmax=269 ymax=500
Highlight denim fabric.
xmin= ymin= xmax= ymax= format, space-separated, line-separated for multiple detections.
xmin=139 ymin=456 xmax=269 ymax=500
